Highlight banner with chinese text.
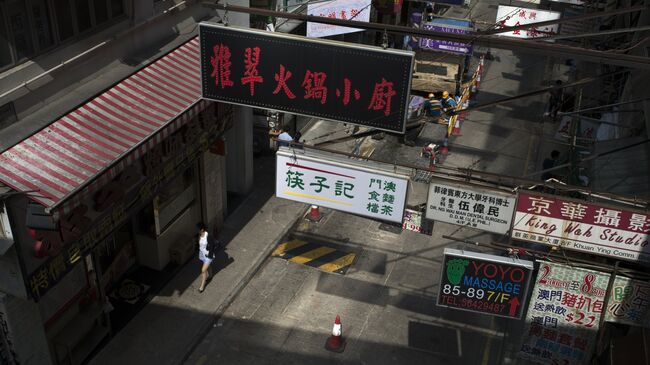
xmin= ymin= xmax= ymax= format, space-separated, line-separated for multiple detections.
xmin=495 ymin=6 xmax=560 ymax=39
xmin=276 ymin=150 xmax=408 ymax=223
xmin=200 ymin=23 xmax=414 ymax=133
xmin=512 ymin=192 xmax=650 ymax=263
xmin=419 ymin=18 xmax=473 ymax=56
xmin=307 ymin=0 xmax=370 ymax=38
xmin=426 ymin=179 xmax=515 ymax=234
xmin=604 ymin=276 xmax=650 ymax=328
xmin=519 ymin=262 xmax=609 ymax=364
xmin=437 ymin=249 xmax=534 ymax=319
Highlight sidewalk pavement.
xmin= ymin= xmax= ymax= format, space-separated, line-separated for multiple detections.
xmin=89 ymin=155 xmax=307 ymax=365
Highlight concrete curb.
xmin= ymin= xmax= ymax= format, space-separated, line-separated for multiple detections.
xmin=179 ymin=204 xmax=308 ymax=364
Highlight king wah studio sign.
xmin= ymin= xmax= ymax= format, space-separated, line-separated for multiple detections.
xmin=512 ymin=192 xmax=650 ymax=263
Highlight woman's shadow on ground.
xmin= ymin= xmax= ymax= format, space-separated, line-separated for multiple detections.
xmin=206 ymin=248 xmax=235 ymax=286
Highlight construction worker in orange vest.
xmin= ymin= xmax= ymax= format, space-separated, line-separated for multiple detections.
xmin=442 ymin=90 xmax=457 ymax=111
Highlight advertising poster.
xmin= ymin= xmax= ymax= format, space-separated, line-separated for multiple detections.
xmin=519 ymin=262 xmax=610 ymax=364
xmin=495 ymin=6 xmax=560 ymax=39
xmin=512 ymin=192 xmax=650 ymax=263
xmin=200 ymin=23 xmax=414 ymax=133
xmin=307 ymin=0 xmax=371 ymax=38
xmin=604 ymin=276 xmax=650 ymax=328
xmin=276 ymin=150 xmax=409 ymax=223
xmin=437 ymin=248 xmax=534 ymax=319
xmin=419 ymin=18 xmax=473 ymax=55
xmin=426 ymin=179 xmax=516 ymax=234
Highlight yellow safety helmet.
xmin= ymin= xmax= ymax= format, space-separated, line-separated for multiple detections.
xmin=428 ymin=93 xmax=435 ymax=99
xmin=442 ymin=91 xmax=449 ymax=98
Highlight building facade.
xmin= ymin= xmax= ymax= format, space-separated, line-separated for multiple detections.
xmin=0 ymin=1 xmax=253 ymax=364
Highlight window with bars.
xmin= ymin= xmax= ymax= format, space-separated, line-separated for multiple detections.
xmin=0 ymin=0 xmax=126 ymax=71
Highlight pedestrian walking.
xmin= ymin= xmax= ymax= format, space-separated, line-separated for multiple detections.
xmin=196 ymin=222 xmax=219 ymax=293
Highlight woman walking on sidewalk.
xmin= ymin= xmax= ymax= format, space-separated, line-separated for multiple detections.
xmin=197 ymin=223 xmax=213 ymax=293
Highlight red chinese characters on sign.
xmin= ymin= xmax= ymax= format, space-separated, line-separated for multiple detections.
xmin=513 ymin=192 xmax=650 ymax=263
xmin=273 ymin=65 xmax=296 ymax=99
xmin=302 ymin=70 xmax=328 ymax=104
xmin=206 ymin=46 xmax=399 ymax=115
xmin=368 ymin=78 xmax=397 ymax=116
xmin=241 ymin=47 xmax=263 ymax=96
xmin=210 ymin=44 xmax=234 ymax=89
xmin=336 ymin=78 xmax=361 ymax=106
xmin=519 ymin=263 xmax=609 ymax=364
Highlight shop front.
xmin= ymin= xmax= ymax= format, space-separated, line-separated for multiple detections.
xmin=0 ymin=37 xmax=231 ymax=365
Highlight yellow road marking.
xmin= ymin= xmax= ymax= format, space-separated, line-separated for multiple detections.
xmin=271 ymin=239 xmax=307 ymax=257
xmin=289 ymin=247 xmax=336 ymax=264
xmin=284 ymin=191 xmax=354 ymax=206
xmin=318 ymin=253 xmax=356 ymax=272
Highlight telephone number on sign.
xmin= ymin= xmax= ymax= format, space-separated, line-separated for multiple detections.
xmin=459 ymin=298 xmax=506 ymax=313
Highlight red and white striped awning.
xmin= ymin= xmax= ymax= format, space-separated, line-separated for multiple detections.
xmin=0 ymin=37 xmax=210 ymax=216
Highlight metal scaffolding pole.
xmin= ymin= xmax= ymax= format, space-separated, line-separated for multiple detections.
xmin=202 ymin=3 xmax=650 ymax=70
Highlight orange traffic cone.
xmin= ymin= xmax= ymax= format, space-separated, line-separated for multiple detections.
xmin=307 ymin=205 xmax=322 ymax=222
xmin=452 ymin=117 xmax=461 ymax=136
xmin=440 ymin=137 xmax=449 ymax=154
xmin=325 ymin=315 xmax=345 ymax=353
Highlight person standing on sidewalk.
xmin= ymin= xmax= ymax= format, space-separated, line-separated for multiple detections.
xmin=197 ymin=223 xmax=213 ymax=293
xmin=541 ymin=150 xmax=561 ymax=181
xmin=442 ymin=91 xmax=457 ymax=112
xmin=277 ymin=125 xmax=293 ymax=148
xmin=424 ymin=93 xmax=443 ymax=119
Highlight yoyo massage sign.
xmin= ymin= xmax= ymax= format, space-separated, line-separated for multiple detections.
xmin=437 ymin=248 xmax=534 ymax=319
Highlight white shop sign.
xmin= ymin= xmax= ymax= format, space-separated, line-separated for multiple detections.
xmin=307 ymin=0 xmax=371 ymax=38
xmin=426 ymin=179 xmax=516 ymax=234
xmin=495 ymin=6 xmax=560 ymax=39
xmin=276 ymin=149 xmax=408 ymax=223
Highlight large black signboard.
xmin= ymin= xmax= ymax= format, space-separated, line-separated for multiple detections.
xmin=200 ymin=23 xmax=414 ymax=133
xmin=437 ymin=248 xmax=534 ymax=319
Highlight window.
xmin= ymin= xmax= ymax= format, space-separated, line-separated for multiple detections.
xmin=31 ymin=0 xmax=54 ymax=50
xmin=0 ymin=8 xmax=12 ymax=68
xmin=53 ymin=0 xmax=74 ymax=40
xmin=5 ymin=1 xmax=34 ymax=60
xmin=93 ymin=0 xmax=108 ymax=24
xmin=110 ymin=0 xmax=123 ymax=18
xmin=0 ymin=0 xmax=127 ymax=71
xmin=75 ymin=0 xmax=92 ymax=33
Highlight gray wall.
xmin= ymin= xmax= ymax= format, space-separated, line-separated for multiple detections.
xmin=0 ymin=0 xmax=215 ymax=151
xmin=225 ymin=106 xmax=255 ymax=195
xmin=0 ymin=292 xmax=52 ymax=365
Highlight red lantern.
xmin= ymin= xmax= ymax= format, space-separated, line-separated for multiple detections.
xmin=31 ymin=230 xmax=63 ymax=258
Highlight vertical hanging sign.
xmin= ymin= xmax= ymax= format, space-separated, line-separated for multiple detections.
xmin=604 ymin=276 xmax=650 ymax=328
xmin=519 ymin=262 xmax=609 ymax=364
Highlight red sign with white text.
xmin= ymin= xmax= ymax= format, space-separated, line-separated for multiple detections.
xmin=512 ymin=192 xmax=650 ymax=263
